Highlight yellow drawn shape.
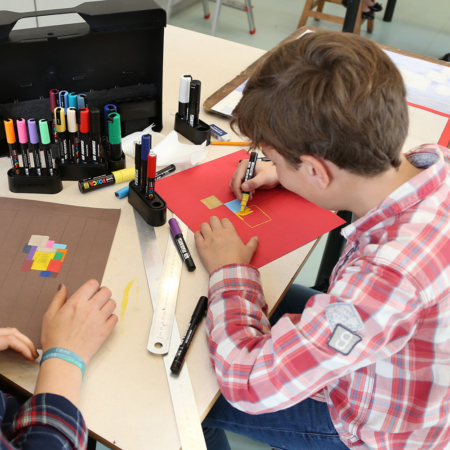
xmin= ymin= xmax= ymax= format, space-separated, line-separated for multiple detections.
xmin=31 ymin=251 xmax=56 ymax=271
xmin=120 ymin=278 xmax=138 ymax=334
xmin=235 ymin=205 xmax=272 ymax=228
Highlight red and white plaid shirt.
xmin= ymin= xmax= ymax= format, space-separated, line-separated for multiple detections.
xmin=206 ymin=144 xmax=450 ymax=449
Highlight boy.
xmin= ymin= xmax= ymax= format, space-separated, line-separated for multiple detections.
xmin=194 ymin=31 xmax=450 ymax=449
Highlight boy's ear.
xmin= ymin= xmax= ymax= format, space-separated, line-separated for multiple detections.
xmin=300 ymin=155 xmax=330 ymax=189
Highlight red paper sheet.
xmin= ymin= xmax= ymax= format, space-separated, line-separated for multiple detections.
xmin=156 ymin=150 xmax=345 ymax=268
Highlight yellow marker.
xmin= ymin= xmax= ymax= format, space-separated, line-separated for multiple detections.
xmin=78 ymin=167 xmax=135 ymax=193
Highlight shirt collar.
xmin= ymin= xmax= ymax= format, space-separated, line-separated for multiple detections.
xmin=342 ymin=144 xmax=449 ymax=240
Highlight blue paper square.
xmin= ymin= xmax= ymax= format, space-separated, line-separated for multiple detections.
xmin=22 ymin=244 xmax=32 ymax=254
xmin=40 ymin=271 xmax=51 ymax=278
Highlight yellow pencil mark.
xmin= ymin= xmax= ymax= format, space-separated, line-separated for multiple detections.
xmin=120 ymin=278 xmax=138 ymax=334
xmin=235 ymin=205 xmax=272 ymax=228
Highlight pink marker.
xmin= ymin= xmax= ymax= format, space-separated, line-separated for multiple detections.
xmin=17 ymin=119 xmax=31 ymax=176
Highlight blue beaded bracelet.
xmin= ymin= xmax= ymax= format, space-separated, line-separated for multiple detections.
xmin=40 ymin=348 xmax=86 ymax=377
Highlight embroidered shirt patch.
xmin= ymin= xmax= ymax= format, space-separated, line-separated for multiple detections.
xmin=325 ymin=303 xmax=365 ymax=332
xmin=327 ymin=324 xmax=362 ymax=355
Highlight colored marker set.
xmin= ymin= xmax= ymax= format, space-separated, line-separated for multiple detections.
xmin=128 ymin=137 xmax=171 ymax=227
xmin=50 ymin=90 xmax=126 ymax=181
xmin=174 ymin=75 xmax=211 ymax=145
xmin=4 ymin=118 xmax=62 ymax=194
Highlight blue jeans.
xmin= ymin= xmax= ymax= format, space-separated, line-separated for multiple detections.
xmin=202 ymin=284 xmax=348 ymax=450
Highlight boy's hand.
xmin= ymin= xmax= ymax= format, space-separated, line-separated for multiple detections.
xmin=195 ymin=216 xmax=258 ymax=274
xmin=229 ymin=160 xmax=279 ymax=201
xmin=41 ymin=280 xmax=118 ymax=366
xmin=0 ymin=328 xmax=39 ymax=361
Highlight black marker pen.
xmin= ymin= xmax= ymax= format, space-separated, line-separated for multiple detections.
xmin=170 ymin=296 xmax=208 ymax=375
xmin=135 ymin=141 xmax=141 ymax=188
xmin=17 ymin=119 xmax=31 ymax=175
xmin=179 ymin=74 xmax=192 ymax=120
xmin=240 ymin=151 xmax=258 ymax=212
xmin=27 ymin=119 xmax=42 ymax=176
xmin=90 ymin=107 xmax=102 ymax=164
xmin=169 ymin=218 xmax=196 ymax=272
xmin=54 ymin=107 xmax=69 ymax=163
xmin=155 ymin=164 xmax=176 ymax=180
xmin=188 ymin=80 xmax=201 ymax=127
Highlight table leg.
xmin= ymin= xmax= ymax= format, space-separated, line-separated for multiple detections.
xmin=383 ymin=0 xmax=397 ymax=22
xmin=343 ymin=0 xmax=361 ymax=32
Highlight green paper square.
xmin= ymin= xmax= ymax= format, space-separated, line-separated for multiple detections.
xmin=53 ymin=252 xmax=64 ymax=261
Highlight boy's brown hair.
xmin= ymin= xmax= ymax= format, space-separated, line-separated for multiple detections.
xmin=231 ymin=31 xmax=408 ymax=176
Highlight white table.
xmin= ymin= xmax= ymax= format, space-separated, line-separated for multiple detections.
xmin=0 ymin=25 xmax=316 ymax=450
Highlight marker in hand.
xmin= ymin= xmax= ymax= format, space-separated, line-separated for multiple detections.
xmin=240 ymin=151 xmax=258 ymax=212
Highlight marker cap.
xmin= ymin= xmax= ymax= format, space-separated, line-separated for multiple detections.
xmin=179 ymin=74 xmax=192 ymax=103
xmin=50 ymin=89 xmax=59 ymax=112
xmin=112 ymin=167 xmax=135 ymax=184
xmin=68 ymin=92 xmax=78 ymax=109
xmin=104 ymin=104 xmax=117 ymax=132
xmin=59 ymin=91 xmax=69 ymax=112
xmin=141 ymin=134 xmax=151 ymax=161
xmin=77 ymin=94 xmax=87 ymax=110
xmin=80 ymin=108 xmax=90 ymax=133
xmin=17 ymin=119 xmax=28 ymax=144
xmin=4 ymin=119 xmax=16 ymax=144
xmin=90 ymin=107 xmax=101 ymax=133
xmin=54 ymin=107 xmax=66 ymax=132
xmin=147 ymin=152 xmax=157 ymax=178
xmin=189 ymin=80 xmax=201 ymax=103
xmin=169 ymin=218 xmax=182 ymax=237
xmin=39 ymin=120 xmax=51 ymax=145
xmin=67 ymin=108 xmax=78 ymax=133
xmin=108 ymin=112 xmax=121 ymax=145
xmin=28 ymin=119 xmax=40 ymax=144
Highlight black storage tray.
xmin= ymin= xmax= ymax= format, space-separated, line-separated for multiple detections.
xmin=0 ymin=0 xmax=166 ymax=158
xmin=174 ymin=113 xmax=211 ymax=145
xmin=8 ymin=167 xmax=62 ymax=194
xmin=128 ymin=181 xmax=167 ymax=227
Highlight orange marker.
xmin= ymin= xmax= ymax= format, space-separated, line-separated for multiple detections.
xmin=210 ymin=141 xmax=251 ymax=146
xmin=4 ymin=119 xmax=20 ymax=175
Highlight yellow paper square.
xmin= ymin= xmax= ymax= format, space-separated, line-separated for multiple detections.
xmin=201 ymin=195 xmax=223 ymax=209
xmin=31 ymin=251 xmax=56 ymax=271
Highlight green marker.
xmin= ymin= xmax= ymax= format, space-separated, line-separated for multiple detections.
xmin=39 ymin=119 xmax=54 ymax=176
xmin=108 ymin=112 xmax=122 ymax=161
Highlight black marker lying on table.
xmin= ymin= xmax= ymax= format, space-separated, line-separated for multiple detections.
xmin=170 ymin=296 xmax=208 ymax=375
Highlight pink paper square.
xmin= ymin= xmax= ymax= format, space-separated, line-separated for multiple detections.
xmin=46 ymin=240 xmax=55 ymax=248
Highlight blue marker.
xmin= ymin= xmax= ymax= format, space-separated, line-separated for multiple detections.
xmin=59 ymin=91 xmax=69 ymax=114
xmin=115 ymin=185 xmax=130 ymax=199
xmin=68 ymin=92 xmax=78 ymax=109
xmin=77 ymin=94 xmax=87 ymax=110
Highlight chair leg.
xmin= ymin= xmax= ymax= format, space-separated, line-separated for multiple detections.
xmin=367 ymin=17 xmax=374 ymax=32
xmin=202 ymin=0 xmax=210 ymax=19
xmin=244 ymin=0 xmax=256 ymax=34
xmin=211 ymin=0 xmax=222 ymax=36
xmin=298 ymin=0 xmax=314 ymax=28
xmin=353 ymin=0 xmax=363 ymax=34
xmin=315 ymin=0 xmax=325 ymax=20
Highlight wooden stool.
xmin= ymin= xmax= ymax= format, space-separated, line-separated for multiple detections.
xmin=298 ymin=0 xmax=374 ymax=34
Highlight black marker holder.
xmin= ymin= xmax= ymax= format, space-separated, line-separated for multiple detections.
xmin=55 ymin=151 xmax=126 ymax=181
xmin=174 ymin=113 xmax=211 ymax=145
xmin=7 ymin=167 xmax=63 ymax=194
xmin=128 ymin=181 xmax=167 ymax=227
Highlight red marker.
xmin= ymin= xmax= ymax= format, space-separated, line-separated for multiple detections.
xmin=147 ymin=151 xmax=157 ymax=199
xmin=79 ymin=108 xmax=90 ymax=164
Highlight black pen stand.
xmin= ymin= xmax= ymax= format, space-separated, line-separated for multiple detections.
xmin=128 ymin=181 xmax=167 ymax=227
xmin=7 ymin=168 xmax=63 ymax=194
xmin=55 ymin=152 xmax=126 ymax=181
xmin=174 ymin=113 xmax=211 ymax=145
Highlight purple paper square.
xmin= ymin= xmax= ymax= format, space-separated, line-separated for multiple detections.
xmin=27 ymin=246 xmax=37 ymax=261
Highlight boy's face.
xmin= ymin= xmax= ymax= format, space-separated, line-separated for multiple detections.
xmin=261 ymin=144 xmax=330 ymax=209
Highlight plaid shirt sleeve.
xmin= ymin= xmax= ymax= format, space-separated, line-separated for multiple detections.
xmin=0 ymin=391 xmax=87 ymax=450
xmin=206 ymin=261 xmax=422 ymax=415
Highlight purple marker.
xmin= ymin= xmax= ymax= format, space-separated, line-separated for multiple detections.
xmin=169 ymin=218 xmax=196 ymax=272
xmin=27 ymin=119 xmax=42 ymax=176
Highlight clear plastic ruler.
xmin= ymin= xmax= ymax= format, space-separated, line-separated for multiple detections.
xmin=147 ymin=215 xmax=185 ymax=355
xmin=134 ymin=210 xmax=207 ymax=450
